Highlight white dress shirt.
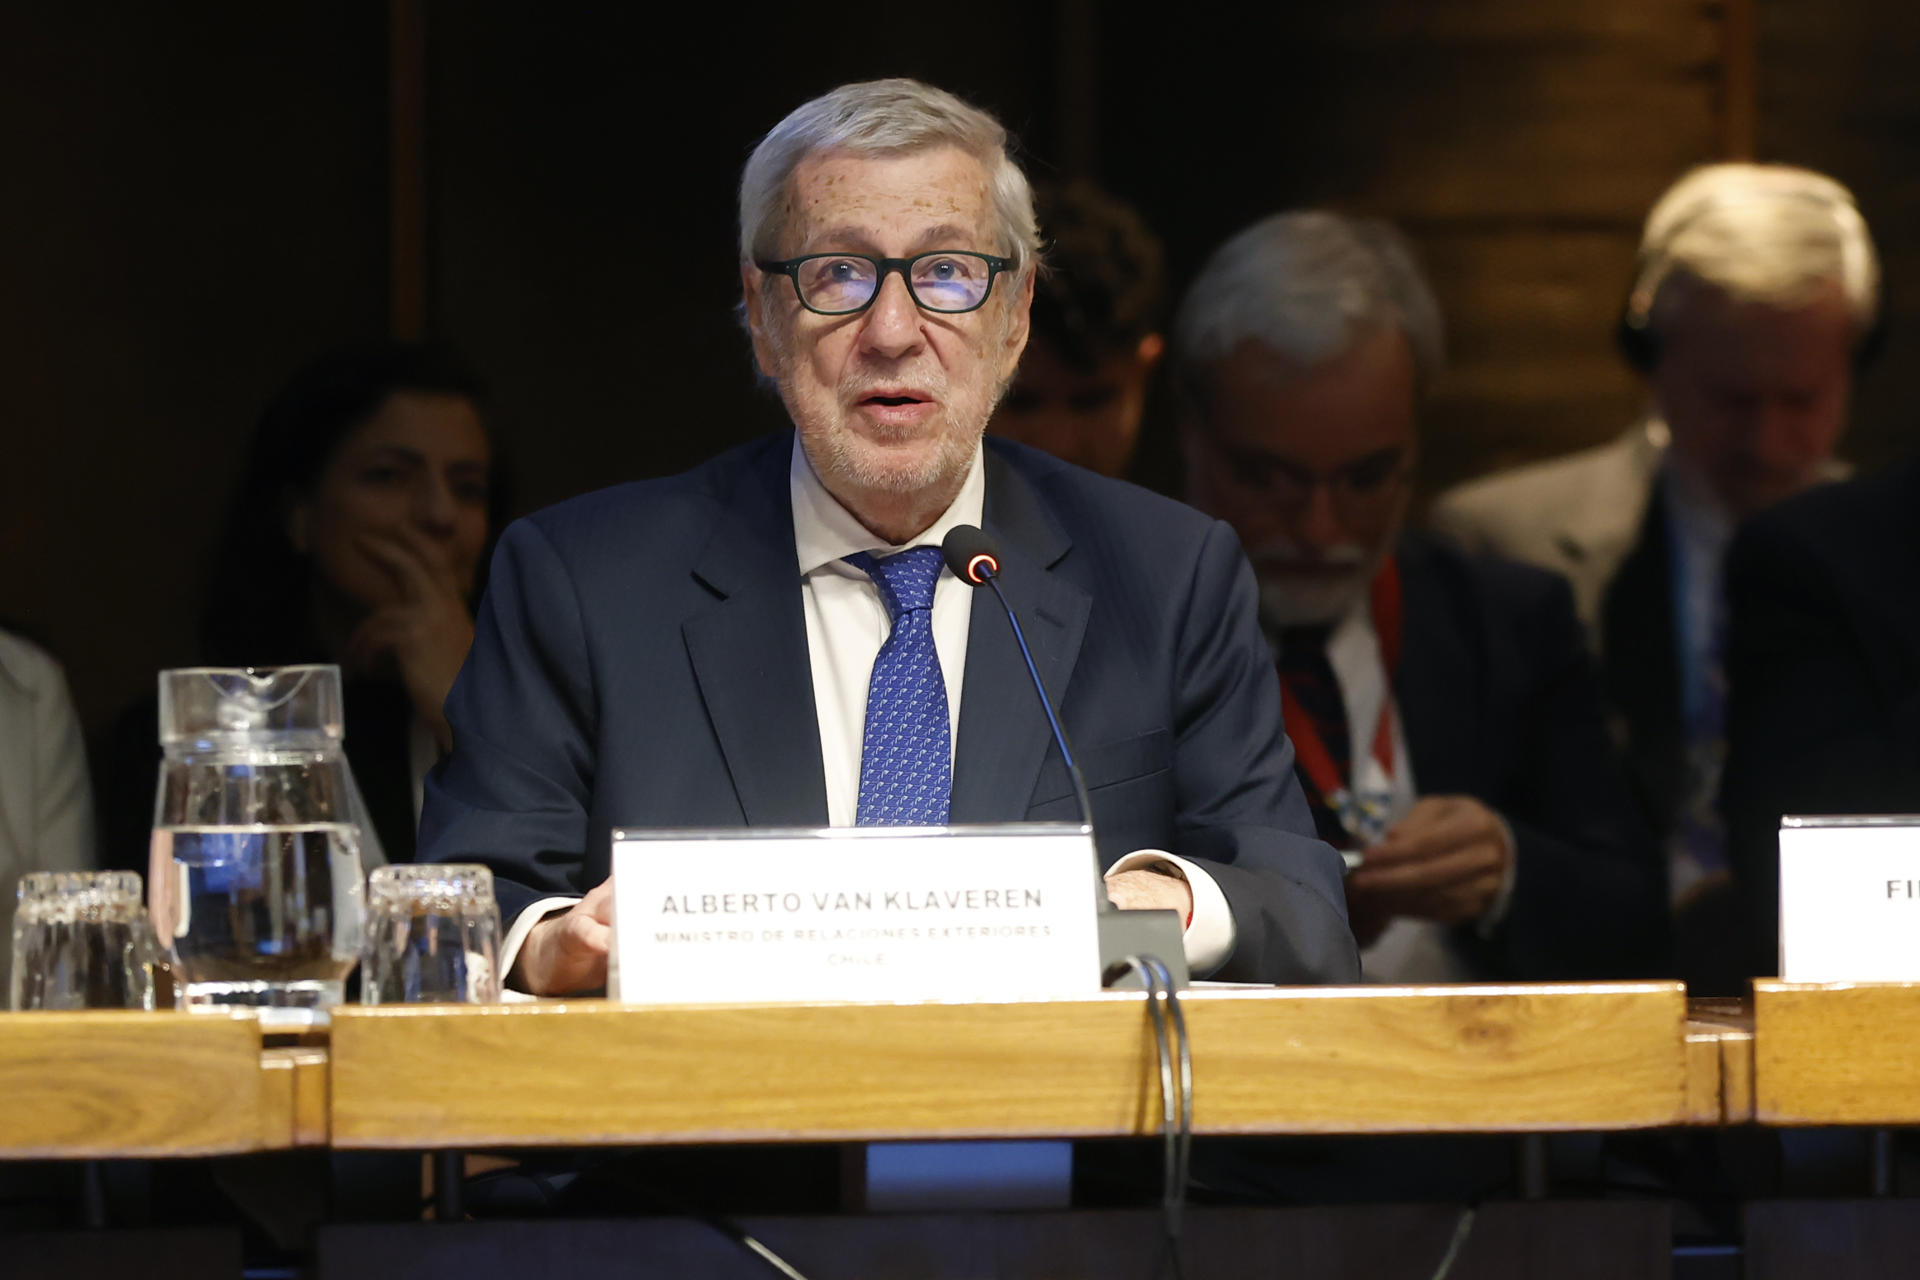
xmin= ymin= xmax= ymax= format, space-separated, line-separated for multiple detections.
xmin=498 ymin=437 xmax=1236 ymax=988
xmin=791 ymin=436 xmax=979 ymax=824
xmin=1274 ymin=590 xmax=1515 ymax=984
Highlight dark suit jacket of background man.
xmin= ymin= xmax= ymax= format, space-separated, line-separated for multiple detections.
xmin=418 ymin=433 xmax=1361 ymax=985
xmin=1722 ymin=456 xmax=1920 ymax=977
xmin=1392 ymin=534 xmax=1668 ymax=978
xmin=1430 ymin=427 xmax=1689 ymax=849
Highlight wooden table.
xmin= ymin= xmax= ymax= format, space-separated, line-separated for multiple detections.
xmin=0 ymin=982 xmax=1752 ymax=1158
xmin=1684 ymin=997 xmax=1755 ymax=1125
xmin=0 ymin=1011 xmax=327 ymax=1158
xmin=1752 ymin=979 xmax=1920 ymax=1126
xmin=328 ymin=982 xmax=1692 ymax=1150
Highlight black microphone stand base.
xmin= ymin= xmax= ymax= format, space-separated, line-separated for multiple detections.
xmin=1098 ymin=910 xmax=1191 ymax=989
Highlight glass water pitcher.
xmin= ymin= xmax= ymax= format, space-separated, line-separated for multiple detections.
xmin=149 ymin=665 xmax=368 ymax=1013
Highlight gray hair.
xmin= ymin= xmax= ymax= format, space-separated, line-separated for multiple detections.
xmin=1632 ymin=163 xmax=1880 ymax=334
xmin=738 ymin=78 xmax=1040 ymax=273
xmin=1172 ymin=211 xmax=1445 ymax=396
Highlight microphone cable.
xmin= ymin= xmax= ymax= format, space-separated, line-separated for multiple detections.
xmin=940 ymin=525 xmax=1194 ymax=1279
xmin=980 ymin=570 xmax=1096 ymax=829
xmin=1120 ymin=953 xmax=1194 ymax=1280
xmin=939 ymin=525 xmax=1095 ymax=831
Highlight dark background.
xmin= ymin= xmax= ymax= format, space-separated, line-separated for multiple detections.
xmin=0 ymin=1 xmax=1912 ymax=738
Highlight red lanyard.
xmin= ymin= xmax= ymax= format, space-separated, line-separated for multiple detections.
xmin=1277 ymin=556 xmax=1403 ymax=807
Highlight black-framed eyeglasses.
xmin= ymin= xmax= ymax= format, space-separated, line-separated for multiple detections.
xmin=755 ymin=251 xmax=1014 ymax=316
xmin=1203 ymin=441 xmax=1413 ymax=519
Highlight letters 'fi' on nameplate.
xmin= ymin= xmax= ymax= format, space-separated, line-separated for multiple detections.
xmin=607 ymin=824 xmax=1102 ymax=1004
xmin=1780 ymin=815 xmax=1920 ymax=981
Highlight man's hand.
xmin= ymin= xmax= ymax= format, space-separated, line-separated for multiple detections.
xmin=1104 ymin=866 xmax=1194 ymax=919
xmin=1346 ymin=795 xmax=1512 ymax=931
xmin=510 ymin=878 xmax=614 ymax=996
xmin=344 ymin=526 xmax=478 ymax=752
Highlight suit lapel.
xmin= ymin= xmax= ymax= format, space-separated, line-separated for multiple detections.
xmin=1546 ymin=424 xmax=1667 ymax=634
xmin=1392 ymin=539 xmax=1478 ymax=796
xmin=682 ymin=441 xmax=829 ymax=826
xmin=1602 ymin=494 xmax=1686 ymax=830
xmin=949 ymin=450 xmax=1091 ymax=823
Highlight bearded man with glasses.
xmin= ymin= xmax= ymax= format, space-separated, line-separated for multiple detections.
xmin=418 ymin=80 xmax=1360 ymax=996
xmin=1175 ymin=211 xmax=1665 ymax=982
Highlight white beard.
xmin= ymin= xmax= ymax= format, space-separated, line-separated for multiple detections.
xmin=1257 ymin=570 xmax=1372 ymax=629
xmin=1249 ymin=539 xmax=1382 ymax=630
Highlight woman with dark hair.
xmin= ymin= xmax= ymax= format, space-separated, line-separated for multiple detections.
xmin=104 ymin=341 xmax=506 ymax=870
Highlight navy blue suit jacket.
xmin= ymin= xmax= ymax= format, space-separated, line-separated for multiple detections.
xmin=1722 ymin=457 xmax=1920 ymax=977
xmin=419 ymin=434 xmax=1359 ymax=984
xmin=1395 ymin=534 xmax=1668 ymax=979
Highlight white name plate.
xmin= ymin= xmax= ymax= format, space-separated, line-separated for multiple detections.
xmin=1780 ymin=816 xmax=1920 ymax=981
xmin=607 ymin=824 xmax=1102 ymax=1004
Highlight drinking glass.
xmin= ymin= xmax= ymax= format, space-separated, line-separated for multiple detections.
xmin=362 ymin=864 xmax=501 ymax=1004
xmin=12 ymin=871 xmax=158 ymax=1010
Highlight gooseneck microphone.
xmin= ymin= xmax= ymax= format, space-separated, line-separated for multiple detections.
xmin=943 ymin=525 xmax=1192 ymax=1238
xmin=940 ymin=524 xmax=1096 ymax=836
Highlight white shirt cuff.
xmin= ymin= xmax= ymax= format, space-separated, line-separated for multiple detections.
xmin=1474 ymin=814 xmax=1520 ymax=939
xmin=499 ymin=896 xmax=582 ymax=1001
xmin=1105 ymin=850 xmax=1237 ymax=977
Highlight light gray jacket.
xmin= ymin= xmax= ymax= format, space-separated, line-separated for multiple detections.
xmin=0 ymin=630 xmax=97 ymax=996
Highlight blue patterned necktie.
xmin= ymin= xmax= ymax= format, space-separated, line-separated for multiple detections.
xmin=845 ymin=546 xmax=951 ymax=826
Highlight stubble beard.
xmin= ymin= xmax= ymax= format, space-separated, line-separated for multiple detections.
xmin=786 ymin=361 xmax=1010 ymax=515
xmin=812 ymin=400 xmax=982 ymax=500
xmin=1250 ymin=537 xmax=1391 ymax=631
xmin=765 ymin=293 xmax=1022 ymax=529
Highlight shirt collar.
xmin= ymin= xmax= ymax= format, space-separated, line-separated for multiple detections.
xmin=789 ymin=432 xmax=987 ymax=576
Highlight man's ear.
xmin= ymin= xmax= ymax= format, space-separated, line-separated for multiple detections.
xmin=740 ymin=260 xmax=780 ymax=378
xmin=1136 ymin=331 xmax=1166 ymax=375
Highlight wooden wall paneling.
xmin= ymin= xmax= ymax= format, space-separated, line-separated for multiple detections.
xmin=0 ymin=7 xmax=389 ymax=733
xmin=1054 ymin=0 xmax=1098 ymax=178
xmin=1719 ymin=0 xmax=1758 ymax=159
xmin=1094 ymin=0 xmax=1725 ymax=498
xmin=422 ymin=3 xmax=1052 ymax=517
xmin=390 ymin=0 xmax=428 ymax=340
xmin=1758 ymin=0 xmax=1920 ymax=478
xmin=1412 ymin=228 xmax=1647 ymax=495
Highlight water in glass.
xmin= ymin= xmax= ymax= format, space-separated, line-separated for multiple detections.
xmin=151 ymin=666 xmax=369 ymax=1014
xmin=160 ymin=823 xmax=363 ymax=1008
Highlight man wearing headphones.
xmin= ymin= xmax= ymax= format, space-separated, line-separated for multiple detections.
xmin=1432 ymin=163 xmax=1880 ymax=991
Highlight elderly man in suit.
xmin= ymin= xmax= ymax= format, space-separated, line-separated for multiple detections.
xmin=1175 ymin=211 xmax=1663 ymax=982
xmin=418 ymin=80 xmax=1359 ymax=995
xmin=1430 ymin=164 xmax=1877 ymax=989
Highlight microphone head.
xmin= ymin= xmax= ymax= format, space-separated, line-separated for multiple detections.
xmin=941 ymin=524 xmax=1001 ymax=586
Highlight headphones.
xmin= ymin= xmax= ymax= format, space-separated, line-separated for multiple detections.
xmin=1615 ymin=168 xmax=1885 ymax=373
